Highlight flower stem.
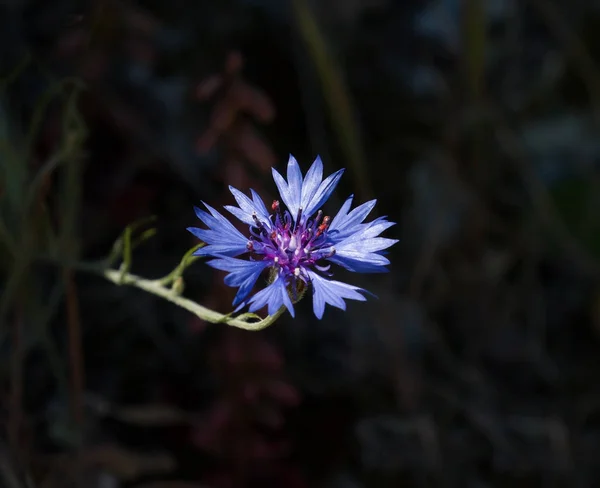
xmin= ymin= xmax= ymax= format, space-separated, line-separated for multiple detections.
xmin=70 ymin=261 xmax=285 ymax=331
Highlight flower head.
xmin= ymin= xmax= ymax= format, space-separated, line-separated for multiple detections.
xmin=187 ymin=155 xmax=397 ymax=319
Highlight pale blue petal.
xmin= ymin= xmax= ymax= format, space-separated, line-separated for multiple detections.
xmin=303 ymin=168 xmax=345 ymax=218
xmin=326 ymin=217 xmax=397 ymax=272
xmin=335 ymin=220 xmax=396 ymax=248
xmin=248 ymin=275 xmax=295 ymax=317
xmin=307 ymin=270 xmax=366 ymax=319
xmin=328 ymin=251 xmax=391 ymax=272
xmin=300 ymin=156 xmax=324 ymax=211
xmin=329 ymin=194 xmax=354 ymax=230
xmin=193 ymin=203 xmax=247 ymax=239
xmin=340 ymin=237 xmax=398 ymax=254
xmin=250 ymin=189 xmax=270 ymax=219
xmin=224 ymin=205 xmax=255 ymax=226
xmin=207 ymin=257 xmax=270 ymax=306
xmin=271 ymin=167 xmax=297 ymax=217
xmin=227 ymin=186 xmax=272 ymax=228
xmin=188 ymin=234 xmax=247 ymax=257
xmin=228 ymin=186 xmax=256 ymax=215
xmin=328 ymin=197 xmax=377 ymax=242
xmin=286 ymin=155 xmax=303 ymax=215
xmin=341 ymin=199 xmax=377 ymax=229
xmin=187 ymin=203 xmax=248 ymax=257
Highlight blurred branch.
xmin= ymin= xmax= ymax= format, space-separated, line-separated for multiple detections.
xmin=43 ymin=218 xmax=286 ymax=331
xmin=494 ymin=120 xmax=600 ymax=276
xmin=0 ymin=217 xmax=16 ymax=258
xmin=0 ymin=258 xmax=31 ymax=342
xmin=69 ymin=261 xmax=285 ymax=331
xmin=528 ymin=0 xmax=600 ymax=253
xmin=26 ymin=78 xmax=86 ymax=164
xmin=154 ymin=243 xmax=204 ymax=287
xmin=35 ymin=282 xmax=69 ymax=398
xmin=0 ymin=451 xmax=26 ymax=488
xmin=64 ymin=269 xmax=84 ymax=434
xmin=8 ymin=296 xmax=24 ymax=463
xmin=55 ymin=81 xmax=87 ymax=444
xmin=461 ymin=0 xmax=486 ymax=188
xmin=292 ymin=0 xmax=372 ymax=201
xmin=528 ymin=0 xmax=600 ymax=124
xmin=461 ymin=0 xmax=486 ymax=102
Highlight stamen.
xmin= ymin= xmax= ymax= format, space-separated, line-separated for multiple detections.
xmin=255 ymin=227 xmax=269 ymax=240
xmin=295 ymin=207 xmax=303 ymax=226
xmin=252 ymin=212 xmax=267 ymax=234
xmin=246 ymin=240 xmax=254 ymax=251
xmin=315 ymin=216 xmax=331 ymax=237
xmin=291 ymin=207 xmax=303 ymax=233
xmin=314 ymin=210 xmax=323 ymax=226
xmin=294 ymin=267 xmax=301 ymax=277
xmin=271 ymin=200 xmax=280 ymax=211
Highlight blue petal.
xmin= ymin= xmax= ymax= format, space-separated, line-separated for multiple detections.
xmin=307 ymin=270 xmax=366 ymax=319
xmin=248 ymin=274 xmax=295 ymax=317
xmin=207 ymin=257 xmax=270 ymax=306
xmin=326 ymin=218 xmax=398 ymax=272
xmin=226 ymin=186 xmax=272 ymax=228
xmin=340 ymin=199 xmax=377 ymax=228
xmin=187 ymin=203 xmax=249 ymax=257
xmin=223 ymin=205 xmax=254 ymax=226
xmin=340 ymin=236 xmax=398 ymax=254
xmin=271 ymin=167 xmax=297 ymax=218
xmin=250 ymin=189 xmax=270 ymax=219
xmin=286 ymin=155 xmax=303 ymax=216
xmin=300 ymin=156 xmax=324 ymax=212
xmin=329 ymin=196 xmax=377 ymax=242
xmin=303 ymin=168 xmax=345 ymax=218
xmin=329 ymin=194 xmax=353 ymax=229
xmin=271 ymin=155 xmax=345 ymax=222
xmin=335 ymin=220 xmax=397 ymax=250
xmin=327 ymin=252 xmax=391 ymax=273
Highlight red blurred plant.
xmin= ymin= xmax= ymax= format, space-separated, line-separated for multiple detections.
xmin=189 ymin=52 xmax=305 ymax=487
xmin=41 ymin=13 xmax=302 ymax=484
xmin=190 ymin=51 xmax=278 ymax=329
xmin=192 ymin=329 xmax=304 ymax=487
xmin=194 ymin=51 xmax=277 ymax=179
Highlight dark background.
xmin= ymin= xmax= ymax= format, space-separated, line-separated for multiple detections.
xmin=2 ymin=0 xmax=600 ymax=486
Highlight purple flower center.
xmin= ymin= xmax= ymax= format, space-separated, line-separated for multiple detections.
xmin=246 ymin=200 xmax=335 ymax=280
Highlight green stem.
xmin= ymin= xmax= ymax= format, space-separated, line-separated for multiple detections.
xmin=70 ymin=261 xmax=285 ymax=331
xmin=118 ymin=226 xmax=132 ymax=284
xmin=154 ymin=243 xmax=204 ymax=286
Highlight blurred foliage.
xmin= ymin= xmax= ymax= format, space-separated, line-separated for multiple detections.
xmin=550 ymin=176 xmax=600 ymax=259
xmin=1 ymin=0 xmax=600 ymax=487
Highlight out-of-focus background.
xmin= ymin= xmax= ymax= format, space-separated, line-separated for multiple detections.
xmin=2 ymin=0 xmax=600 ymax=486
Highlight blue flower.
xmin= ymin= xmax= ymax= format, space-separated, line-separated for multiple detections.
xmin=187 ymin=155 xmax=398 ymax=319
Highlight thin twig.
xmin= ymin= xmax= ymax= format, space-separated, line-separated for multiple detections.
xmin=68 ymin=261 xmax=285 ymax=331
xmin=63 ymin=269 xmax=85 ymax=431
xmin=528 ymin=0 xmax=600 ymax=124
xmin=9 ymin=295 xmax=24 ymax=464
xmin=292 ymin=0 xmax=372 ymax=201
xmin=154 ymin=244 xmax=203 ymax=286
xmin=494 ymin=123 xmax=600 ymax=276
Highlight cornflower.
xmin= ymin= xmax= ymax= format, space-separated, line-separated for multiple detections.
xmin=187 ymin=155 xmax=397 ymax=318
